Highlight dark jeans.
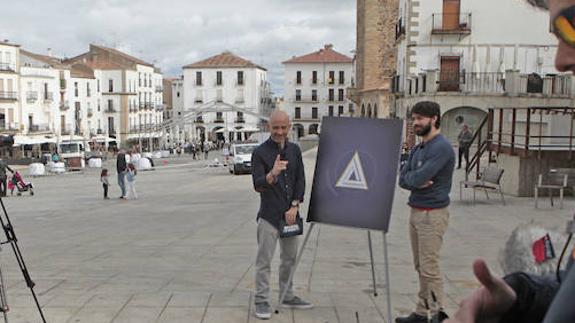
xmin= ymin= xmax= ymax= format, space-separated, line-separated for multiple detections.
xmin=103 ymin=183 xmax=108 ymax=198
xmin=458 ymin=146 xmax=469 ymax=168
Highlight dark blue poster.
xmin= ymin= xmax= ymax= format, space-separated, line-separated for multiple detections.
xmin=307 ymin=117 xmax=403 ymax=232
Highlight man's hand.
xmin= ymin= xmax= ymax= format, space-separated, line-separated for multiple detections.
xmin=271 ymin=154 xmax=288 ymax=177
xmin=285 ymin=207 xmax=298 ymax=225
xmin=419 ymin=180 xmax=433 ymax=189
xmin=445 ymin=259 xmax=517 ymax=323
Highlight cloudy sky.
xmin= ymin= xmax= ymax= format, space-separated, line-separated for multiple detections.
xmin=2 ymin=0 xmax=356 ymax=96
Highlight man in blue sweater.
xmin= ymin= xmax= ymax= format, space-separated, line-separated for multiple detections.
xmin=397 ymin=101 xmax=455 ymax=323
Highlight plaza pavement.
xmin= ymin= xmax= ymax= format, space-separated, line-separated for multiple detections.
xmin=0 ymin=149 xmax=571 ymax=323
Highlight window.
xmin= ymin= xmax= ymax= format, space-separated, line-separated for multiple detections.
xmin=296 ymin=71 xmax=302 ymax=85
xmin=216 ymin=112 xmax=223 ymax=120
xmin=237 ymin=71 xmax=244 ymax=85
xmin=338 ymin=105 xmax=344 ymax=116
xmin=339 ymin=71 xmax=345 ymax=84
xmin=108 ymin=79 xmax=113 ymax=93
xmin=295 ymin=89 xmax=301 ymax=101
xmin=74 ymin=82 xmax=78 ymax=97
xmin=338 ymin=89 xmax=344 ymax=101
xmin=216 ymin=71 xmax=223 ymax=86
xmin=295 ymin=107 xmax=301 ymax=119
xmin=311 ymin=90 xmax=317 ymax=102
xmin=196 ymin=72 xmax=202 ymax=86
xmin=328 ymin=71 xmax=335 ymax=84
xmin=312 ymin=107 xmax=318 ymax=119
xmin=177 ymin=92 xmax=180 ymax=98
xmin=97 ymin=99 xmax=101 ymax=112
xmin=108 ymin=99 xmax=113 ymax=111
xmin=329 ymin=106 xmax=334 ymax=117
xmin=328 ymin=89 xmax=335 ymax=101
xmin=97 ymin=80 xmax=100 ymax=92
xmin=87 ymin=83 xmax=91 ymax=97
xmin=139 ymin=73 xmax=142 ymax=87
xmin=312 ymin=71 xmax=317 ymax=85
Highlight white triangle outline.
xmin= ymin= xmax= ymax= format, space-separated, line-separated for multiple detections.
xmin=335 ymin=151 xmax=369 ymax=191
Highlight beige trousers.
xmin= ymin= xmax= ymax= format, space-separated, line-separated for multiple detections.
xmin=409 ymin=207 xmax=449 ymax=315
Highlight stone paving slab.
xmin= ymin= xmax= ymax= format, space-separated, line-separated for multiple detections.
xmin=0 ymin=150 xmax=571 ymax=322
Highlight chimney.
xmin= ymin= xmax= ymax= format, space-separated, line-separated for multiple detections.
xmin=324 ymin=44 xmax=333 ymax=50
xmin=47 ymin=48 xmax=52 ymax=57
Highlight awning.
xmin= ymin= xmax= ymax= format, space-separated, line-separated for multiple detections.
xmin=90 ymin=135 xmax=117 ymax=143
xmin=238 ymin=126 xmax=259 ymax=132
xmin=13 ymin=135 xmax=57 ymax=146
xmin=214 ymin=126 xmax=236 ymax=133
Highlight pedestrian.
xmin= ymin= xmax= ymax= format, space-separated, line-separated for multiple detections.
xmin=251 ymin=110 xmax=312 ymax=320
xmin=116 ymin=149 xmax=127 ymax=199
xmin=100 ymin=168 xmax=110 ymax=199
xmin=397 ymin=101 xmax=455 ymax=323
xmin=457 ymin=124 xmax=473 ymax=170
xmin=126 ymin=163 xmax=137 ymax=200
xmin=446 ymin=0 xmax=575 ymax=322
xmin=0 ymin=158 xmax=14 ymax=197
xmin=204 ymin=142 xmax=209 ymax=160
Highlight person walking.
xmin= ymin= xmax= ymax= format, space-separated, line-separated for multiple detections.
xmin=116 ymin=149 xmax=127 ymax=199
xmin=126 ymin=163 xmax=138 ymax=200
xmin=457 ymin=124 xmax=473 ymax=170
xmin=397 ymin=101 xmax=455 ymax=323
xmin=0 ymin=158 xmax=14 ymax=197
xmin=100 ymin=168 xmax=110 ymax=199
xmin=251 ymin=110 xmax=312 ymax=320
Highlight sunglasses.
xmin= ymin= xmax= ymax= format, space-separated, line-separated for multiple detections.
xmin=553 ymin=5 xmax=575 ymax=47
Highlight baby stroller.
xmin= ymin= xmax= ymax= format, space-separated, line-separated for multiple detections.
xmin=7 ymin=171 xmax=34 ymax=196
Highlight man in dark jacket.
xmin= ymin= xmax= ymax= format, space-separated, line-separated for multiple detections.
xmin=446 ymin=0 xmax=575 ymax=322
xmin=116 ymin=149 xmax=127 ymax=199
xmin=251 ymin=110 xmax=312 ymax=320
xmin=457 ymin=124 xmax=473 ymax=169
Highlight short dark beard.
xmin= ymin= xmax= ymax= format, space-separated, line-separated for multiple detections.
xmin=415 ymin=122 xmax=432 ymax=137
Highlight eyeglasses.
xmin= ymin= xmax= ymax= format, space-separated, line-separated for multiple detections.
xmin=553 ymin=5 xmax=575 ymax=48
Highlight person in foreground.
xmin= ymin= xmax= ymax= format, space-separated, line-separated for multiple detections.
xmin=446 ymin=0 xmax=575 ymax=322
xmin=251 ymin=110 xmax=312 ymax=320
xmin=397 ymin=101 xmax=455 ymax=323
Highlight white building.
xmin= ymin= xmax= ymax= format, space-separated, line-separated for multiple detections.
xmin=182 ymin=51 xmax=271 ymax=143
xmin=170 ymin=77 xmax=184 ymax=143
xmin=282 ymin=44 xmax=354 ymax=138
xmin=0 ymin=41 xmax=20 ymax=137
xmin=65 ymin=44 xmax=164 ymax=150
xmin=394 ymin=0 xmax=574 ymax=143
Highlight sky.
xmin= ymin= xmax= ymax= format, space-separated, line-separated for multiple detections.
xmin=2 ymin=0 xmax=357 ymax=96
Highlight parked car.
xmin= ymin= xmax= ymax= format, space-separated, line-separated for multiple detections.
xmin=228 ymin=143 xmax=259 ymax=175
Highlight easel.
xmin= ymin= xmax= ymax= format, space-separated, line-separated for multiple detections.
xmin=275 ymin=222 xmax=393 ymax=323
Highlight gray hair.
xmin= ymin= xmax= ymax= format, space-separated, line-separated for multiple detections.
xmin=526 ymin=0 xmax=549 ymax=10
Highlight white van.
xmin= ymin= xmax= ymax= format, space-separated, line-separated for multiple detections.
xmin=228 ymin=143 xmax=259 ymax=175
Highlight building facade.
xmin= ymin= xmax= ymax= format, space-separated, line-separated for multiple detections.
xmin=282 ymin=44 xmax=354 ymax=138
xmin=350 ymin=0 xmax=398 ymax=119
xmin=394 ymin=0 xmax=574 ymax=144
xmin=182 ymin=51 xmax=271 ymax=143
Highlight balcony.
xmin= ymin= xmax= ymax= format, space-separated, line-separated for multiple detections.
xmin=216 ymin=97 xmax=223 ymax=103
xmin=235 ymin=118 xmax=245 ymax=123
xmin=155 ymin=86 xmax=163 ymax=93
xmin=0 ymin=125 xmax=18 ymax=133
xmin=97 ymin=128 xmax=103 ymax=135
xmin=29 ymin=124 xmax=51 ymax=133
xmin=235 ymin=97 xmax=245 ymax=104
xmin=214 ymin=118 xmax=224 ymax=124
xmin=0 ymin=91 xmax=17 ymax=101
xmin=139 ymin=102 xmax=146 ymax=111
xmin=109 ymin=128 xmax=117 ymax=135
xmin=236 ymin=81 xmax=244 ymax=87
xmin=294 ymin=96 xmax=319 ymax=103
xmin=105 ymin=106 xmax=117 ymax=113
xmin=87 ymin=108 xmax=93 ymax=117
xmin=194 ymin=117 xmax=204 ymax=123
xmin=0 ymin=62 xmax=15 ymax=72
xmin=60 ymin=101 xmax=70 ymax=111
xmin=431 ymin=13 xmax=472 ymax=35
xmin=61 ymin=128 xmax=71 ymax=135
xmin=43 ymin=92 xmax=54 ymax=103
xmin=194 ymin=98 xmax=204 ymax=104
xmin=26 ymin=91 xmax=38 ymax=103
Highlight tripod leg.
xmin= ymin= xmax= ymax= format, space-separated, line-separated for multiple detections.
xmin=382 ymin=232 xmax=392 ymax=323
xmin=367 ymin=231 xmax=377 ymax=297
xmin=275 ymin=222 xmax=315 ymax=314
xmin=0 ymin=252 xmax=9 ymax=323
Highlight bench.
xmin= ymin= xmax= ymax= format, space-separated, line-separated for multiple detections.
xmin=534 ymin=171 xmax=569 ymax=209
xmin=460 ymin=166 xmax=505 ymax=205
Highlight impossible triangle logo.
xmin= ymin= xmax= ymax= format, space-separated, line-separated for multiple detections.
xmin=335 ymin=151 xmax=369 ymax=191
